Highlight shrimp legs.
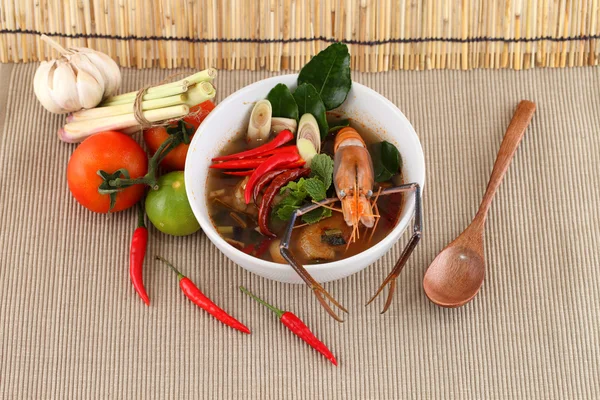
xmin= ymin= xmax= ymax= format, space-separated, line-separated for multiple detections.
xmin=280 ymin=182 xmax=422 ymax=321
xmin=365 ymin=183 xmax=422 ymax=314
xmin=280 ymin=198 xmax=348 ymax=322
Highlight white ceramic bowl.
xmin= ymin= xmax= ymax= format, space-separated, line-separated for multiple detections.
xmin=185 ymin=74 xmax=425 ymax=284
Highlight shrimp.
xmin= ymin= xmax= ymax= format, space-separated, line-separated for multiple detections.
xmin=296 ymin=213 xmax=352 ymax=261
xmin=333 ymin=127 xmax=376 ymax=240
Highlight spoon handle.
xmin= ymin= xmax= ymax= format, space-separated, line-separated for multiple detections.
xmin=475 ymin=100 xmax=536 ymax=223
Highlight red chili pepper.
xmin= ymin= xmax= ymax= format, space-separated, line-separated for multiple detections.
xmin=212 ymin=130 xmax=294 ymax=161
xmin=257 ymin=145 xmax=300 ymax=158
xmin=157 ymin=256 xmax=251 ymax=334
xmin=223 ymin=170 xmax=255 ymax=176
xmin=244 ymin=151 xmax=301 ymax=204
xmin=254 ymin=238 xmax=274 ymax=258
xmin=282 ymin=159 xmax=306 ymax=169
xmin=130 ymin=202 xmax=149 ymax=305
xmin=253 ymin=170 xmax=286 ymax=204
xmin=258 ymin=168 xmax=311 ymax=237
xmin=241 ymin=243 xmax=256 ymax=255
xmin=209 ymin=158 xmax=266 ymax=170
xmin=240 ymin=286 xmax=337 ymax=366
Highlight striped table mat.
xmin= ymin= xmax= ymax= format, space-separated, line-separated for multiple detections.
xmin=1 ymin=63 xmax=599 ymax=399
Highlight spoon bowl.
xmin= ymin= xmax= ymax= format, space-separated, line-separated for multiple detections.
xmin=423 ymin=241 xmax=485 ymax=307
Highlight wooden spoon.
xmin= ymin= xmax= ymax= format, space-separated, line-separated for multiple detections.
xmin=423 ymin=100 xmax=536 ymax=308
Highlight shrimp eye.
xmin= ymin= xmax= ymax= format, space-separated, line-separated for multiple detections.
xmin=339 ymin=189 xmax=346 ymax=198
xmin=366 ymin=190 xmax=373 ymax=198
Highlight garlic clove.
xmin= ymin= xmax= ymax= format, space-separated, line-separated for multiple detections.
xmin=297 ymin=113 xmax=321 ymax=153
xmin=271 ymin=117 xmax=298 ymax=135
xmin=247 ymin=99 xmax=272 ymax=148
xmin=76 ymin=69 xmax=105 ymax=109
xmin=69 ymin=53 xmax=106 ymax=94
xmin=48 ymin=60 xmax=82 ymax=112
xmin=74 ymin=48 xmax=121 ymax=97
xmin=33 ymin=61 xmax=66 ymax=114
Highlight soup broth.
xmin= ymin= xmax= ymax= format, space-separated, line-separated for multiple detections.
xmin=206 ymin=117 xmax=404 ymax=265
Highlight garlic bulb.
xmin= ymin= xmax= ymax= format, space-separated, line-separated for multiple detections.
xmin=247 ymin=100 xmax=272 ymax=147
xmin=33 ymin=35 xmax=121 ymax=114
xmin=271 ymin=117 xmax=298 ymax=134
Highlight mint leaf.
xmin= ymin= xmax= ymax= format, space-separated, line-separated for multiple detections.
xmin=304 ymin=178 xmax=327 ymax=201
xmin=293 ymin=83 xmax=329 ymax=139
xmin=266 ymin=84 xmax=299 ymax=120
xmin=276 ymin=205 xmax=300 ymax=220
xmin=310 ymin=154 xmax=334 ymax=189
xmin=297 ymin=42 xmax=351 ymax=110
xmin=301 ymin=207 xmax=332 ymax=224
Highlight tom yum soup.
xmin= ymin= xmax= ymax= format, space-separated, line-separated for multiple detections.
xmin=206 ymin=43 xmax=405 ymax=269
xmin=206 ymin=112 xmax=405 ymax=266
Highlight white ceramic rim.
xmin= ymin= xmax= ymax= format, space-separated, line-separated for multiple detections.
xmin=186 ymin=74 xmax=425 ymax=275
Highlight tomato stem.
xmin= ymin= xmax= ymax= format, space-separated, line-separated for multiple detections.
xmin=99 ymin=126 xmax=187 ymax=193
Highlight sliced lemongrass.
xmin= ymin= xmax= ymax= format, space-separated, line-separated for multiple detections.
xmin=247 ymin=100 xmax=272 ymax=147
xmin=59 ymin=105 xmax=189 ymax=143
xmin=271 ymin=117 xmax=298 ymax=134
xmin=297 ymin=138 xmax=317 ymax=167
xmin=297 ymin=113 xmax=321 ymax=153
xmin=101 ymin=69 xmax=216 ymax=105
xmin=209 ymin=189 xmax=226 ymax=197
xmin=68 ymin=93 xmax=188 ymax=122
xmin=229 ymin=212 xmax=247 ymax=228
xmin=217 ymin=226 xmax=234 ymax=234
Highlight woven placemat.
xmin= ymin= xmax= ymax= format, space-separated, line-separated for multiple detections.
xmin=1 ymin=0 xmax=599 ymax=70
xmin=1 ymin=64 xmax=599 ymax=399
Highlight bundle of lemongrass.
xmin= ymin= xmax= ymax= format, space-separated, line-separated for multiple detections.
xmin=58 ymin=69 xmax=217 ymax=143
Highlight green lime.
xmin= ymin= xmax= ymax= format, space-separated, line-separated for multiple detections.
xmin=146 ymin=171 xmax=200 ymax=236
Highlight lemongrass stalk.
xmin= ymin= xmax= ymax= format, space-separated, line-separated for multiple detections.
xmin=100 ymin=84 xmax=189 ymax=107
xmin=187 ymin=81 xmax=216 ymax=105
xmin=111 ymin=82 xmax=216 ymax=135
xmin=68 ymin=93 xmax=188 ymax=122
xmin=101 ymin=68 xmax=216 ymax=105
xmin=58 ymin=105 xmax=189 ymax=143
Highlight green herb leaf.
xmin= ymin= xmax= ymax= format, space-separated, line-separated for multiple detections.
xmin=297 ymin=42 xmax=351 ymax=110
xmin=293 ymin=83 xmax=329 ymax=139
xmin=371 ymin=141 xmax=402 ymax=182
xmin=310 ymin=154 xmax=334 ymax=189
xmin=328 ymin=119 xmax=350 ymax=133
xmin=266 ymin=84 xmax=299 ymax=120
xmin=275 ymin=204 xmax=300 ymax=221
xmin=304 ymin=178 xmax=327 ymax=201
xmin=280 ymin=178 xmax=308 ymax=197
xmin=301 ymin=207 xmax=332 ymax=224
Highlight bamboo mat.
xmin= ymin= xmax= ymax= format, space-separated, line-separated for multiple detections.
xmin=1 ymin=64 xmax=600 ymax=399
xmin=1 ymin=0 xmax=600 ymax=70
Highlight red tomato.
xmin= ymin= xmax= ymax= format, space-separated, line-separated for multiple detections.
xmin=67 ymin=131 xmax=148 ymax=213
xmin=143 ymin=100 xmax=216 ymax=171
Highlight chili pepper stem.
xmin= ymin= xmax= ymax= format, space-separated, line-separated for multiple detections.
xmin=239 ymin=286 xmax=284 ymax=319
xmin=137 ymin=201 xmax=146 ymax=228
xmin=156 ymin=255 xmax=185 ymax=280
